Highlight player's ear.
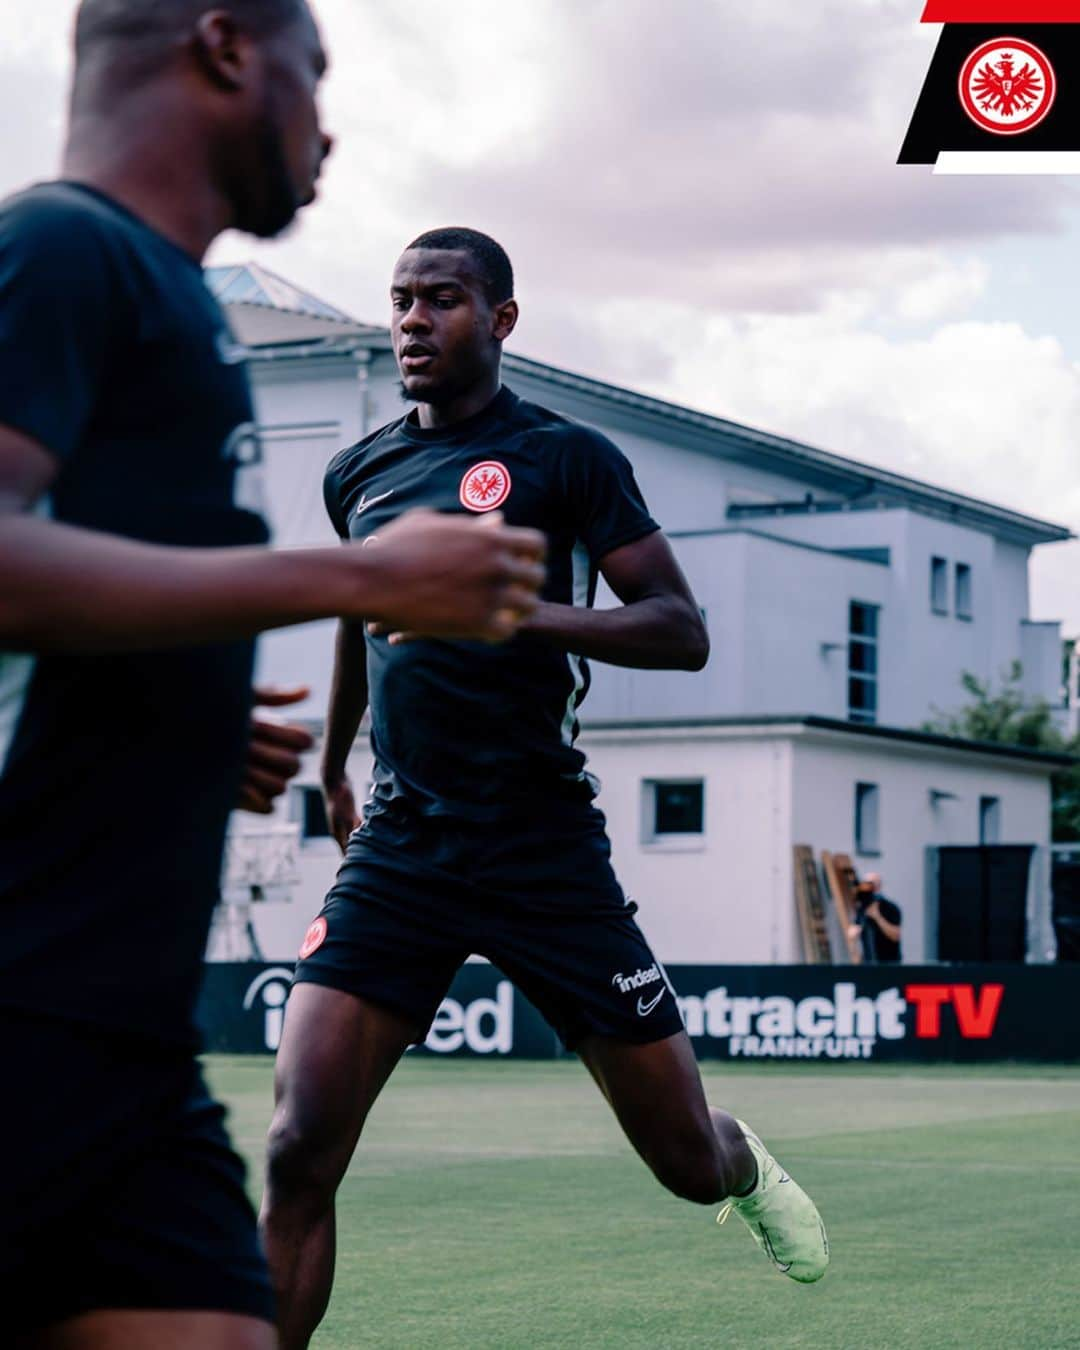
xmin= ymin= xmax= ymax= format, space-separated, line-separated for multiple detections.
xmin=193 ymin=11 xmax=256 ymax=92
xmin=492 ymin=299 xmax=519 ymax=343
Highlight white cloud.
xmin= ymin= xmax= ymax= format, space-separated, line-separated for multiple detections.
xmin=608 ymin=299 xmax=1080 ymax=628
xmin=211 ymin=0 xmax=1080 ymax=320
xmin=3 ymin=1 xmax=1079 ymax=629
xmin=893 ymin=258 xmax=989 ymax=322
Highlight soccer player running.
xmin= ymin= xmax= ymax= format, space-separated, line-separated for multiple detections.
xmin=261 ymin=228 xmax=829 ymax=1348
xmin=0 ymin=7 xmax=545 ymax=1347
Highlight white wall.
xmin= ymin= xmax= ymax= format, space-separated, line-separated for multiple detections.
xmin=572 ymin=729 xmax=795 ymax=965
xmin=754 ymin=508 xmax=1051 ymax=722
xmin=586 ymin=531 xmax=890 ymax=723
xmin=789 ymin=730 xmax=1052 ymax=962
xmin=228 ymin=719 xmax=1054 ymax=969
xmin=248 ymin=357 xmax=368 ymax=718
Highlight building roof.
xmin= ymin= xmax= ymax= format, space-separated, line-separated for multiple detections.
xmin=208 ymin=262 xmax=1072 ymax=548
xmin=581 ymin=714 xmax=1077 ymax=768
xmin=206 ymin=263 xmax=359 ymax=323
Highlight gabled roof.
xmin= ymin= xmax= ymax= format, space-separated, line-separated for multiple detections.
xmin=205 ymin=263 xmax=366 ymax=325
xmin=208 ymin=262 xmax=1072 ymax=548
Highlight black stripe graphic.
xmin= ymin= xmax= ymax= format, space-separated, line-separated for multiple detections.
xmin=899 ymin=24 xmax=1080 ymax=163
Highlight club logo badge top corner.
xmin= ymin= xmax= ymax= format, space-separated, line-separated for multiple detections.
xmin=958 ymin=37 xmax=1057 ymax=136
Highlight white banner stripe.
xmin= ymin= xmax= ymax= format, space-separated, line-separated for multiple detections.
xmin=934 ymin=151 xmax=1080 ymax=175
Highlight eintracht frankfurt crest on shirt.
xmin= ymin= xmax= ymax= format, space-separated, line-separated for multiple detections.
xmin=899 ymin=5 xmax=1080 ymax=171
xmin=460 ymin=461 xmax=512 ymax=513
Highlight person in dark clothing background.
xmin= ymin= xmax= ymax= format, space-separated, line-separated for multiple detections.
xmin=850 ymin=873 xmax=903 ymax=963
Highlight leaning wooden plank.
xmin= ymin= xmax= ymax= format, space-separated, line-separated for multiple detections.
xmin=822 ymin=849 xmax=863 ymax=963
xmin=793 ymin=844 xmax=832 ymax=963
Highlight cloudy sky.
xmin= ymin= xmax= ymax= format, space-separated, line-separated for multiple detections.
xmin=6 ymin=1 xmax=1080 ymax=633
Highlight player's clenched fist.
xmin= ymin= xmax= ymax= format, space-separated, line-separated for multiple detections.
xmin=350 ymin=508 xmax=546 ymax=642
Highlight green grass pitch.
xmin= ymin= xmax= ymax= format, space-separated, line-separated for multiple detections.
xmin=207 ymin=1056 xmax=1080 ymax=1350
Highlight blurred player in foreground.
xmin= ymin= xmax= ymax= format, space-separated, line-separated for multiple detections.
xmin=260 ymin=229 xmax=829 ymax=1349
xmin=0 ymin=4 xmax=545 ymax=1345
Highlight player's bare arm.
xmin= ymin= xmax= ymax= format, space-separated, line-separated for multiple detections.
xmin=320 ymin=620 xmax=370 ymax=849
xmin=518 ymin=530 xmax=708 ymax=670
xmin=369 ymin=529 xmax=707 ymax=670
xmin=0 ymin=429 xmax=546 ymax=651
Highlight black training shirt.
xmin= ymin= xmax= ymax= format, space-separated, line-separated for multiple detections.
xmin=324 ymin=386 xmax=659 ymax=821
xmin=0 ymin=183 xmax=268 ymax=1045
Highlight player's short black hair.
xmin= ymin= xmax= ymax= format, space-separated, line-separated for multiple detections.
xmin=406 ymin=228 xmax=515 ymax=305
xmin=75 ymin=0 xmax=304 ymax=67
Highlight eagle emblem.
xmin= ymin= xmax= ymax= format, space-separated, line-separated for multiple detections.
xmin=959 ymin=38 xmax=1056 ymax=136
xmin=460 ymin=461 xmax=512 ymax=513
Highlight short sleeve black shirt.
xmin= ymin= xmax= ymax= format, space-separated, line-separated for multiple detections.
xmin=324 ymin=387 xmax=659 ymax=821
xmin=0 ymin=184 xmax=268 ymax=1045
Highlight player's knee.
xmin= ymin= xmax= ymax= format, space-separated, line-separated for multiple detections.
xmin=264 ymin=1112 xmax=344 ymax=1210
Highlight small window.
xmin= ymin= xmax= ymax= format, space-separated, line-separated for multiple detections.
xmin=855 ymin=782 xmax=880 ymax=855
xmin=979 ymin=795 xmax=1001 ymax=845
xmin=848 ymin=676 xmax=877 ymax=721
xmin=642 ymin=780 xmax=704 ymax=846
xmin=930 ymin=556 xmax=948 ymax=615
xmin=849 ymin=601 xmax=878 ymax=639
xmin=293 ymin=786 xmax=331 ymax=840
xmin=848 ymin=601 xmax=879 ymax=725
xmin=956 ymin=563 xmax=972 ymax=620
xmin=655 ymin=781 xmax=704 ymax=834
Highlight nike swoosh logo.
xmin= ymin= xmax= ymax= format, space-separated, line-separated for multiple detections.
xmin=759 ymin=1226 xmax=792 ymax=1272
xmin=356 ymin=490 xmax=394 ymax=516
xmin=637 ymin=988 xmax=665 ymax=1016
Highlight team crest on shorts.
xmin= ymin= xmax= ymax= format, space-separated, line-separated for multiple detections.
xmin=958 ymin=38 xmax=1056 ymax=136
xmin=460 ymin=461 xmax=511 ymax=512
xmin=298 ymin=916 xmax=327 ymax=960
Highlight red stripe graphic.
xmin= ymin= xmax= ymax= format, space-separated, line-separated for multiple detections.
xmin=922 ymin=2 xmax=1080 ymax=18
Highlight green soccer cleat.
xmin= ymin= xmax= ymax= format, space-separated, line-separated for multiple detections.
xmin=717 ymin=1119 xmax=829 ymax=1284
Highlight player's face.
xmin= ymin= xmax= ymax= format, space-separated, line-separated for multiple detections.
xmin=391 ymin=250 xmax=499 ymax=404
xmin=231 ymin=5 xmax=333 ymax=238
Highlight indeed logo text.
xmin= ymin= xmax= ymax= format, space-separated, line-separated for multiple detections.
xmin=612 ymin=965 xmax=662 ymax=994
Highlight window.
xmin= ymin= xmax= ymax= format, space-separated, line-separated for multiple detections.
xmin=293 ymin=786 xmax=331 ymax=841
xmin=930 ymin=556 xmax=948 ymax=614
xmin=955 ymin=563 xmax=972 ymax=620
xmin=855 ymin=782 xmax=880 ymax=855
xmin=848 ymin=601 xmax=879 ymax=725
xmin=979 ymin=795 xmax=1001 ymax=845
xmin=642 ymin=780 xmax=705 ymax=847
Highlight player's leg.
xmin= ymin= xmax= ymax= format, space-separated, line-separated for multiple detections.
xmin=260 ymin=825 xmax=469 ymax=1350
xmin=487 ymin=892 xmax=828 ymax=1284
xmin=577 ymin=1028 xmax=754 ymax=1203
xmin=23 ymin=1311 xmax=275 ymax=1350
xmin=579 ymin=1030 xmax=828 ymax=1282
xmin=260 ymin=983 xmax=423 ymax=1350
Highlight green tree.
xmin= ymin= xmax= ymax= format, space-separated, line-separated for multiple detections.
xmin=923 ymin=663 xmax=1080 ymax=842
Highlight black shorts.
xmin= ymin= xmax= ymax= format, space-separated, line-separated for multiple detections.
xmin=0 ymin=1010 xmax=274 ymax=1334
xmin=293 ymin=804 xmax=685 ymax=1050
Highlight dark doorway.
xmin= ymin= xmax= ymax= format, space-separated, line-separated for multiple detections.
xmin=930 ymin=846 xmax=1033 ymax=962
xmin=1051 ymin=850 xmax=1080 ymax=962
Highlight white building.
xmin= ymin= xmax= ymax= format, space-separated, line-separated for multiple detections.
xmin=207 ymin=264 xmax=1071 ymax=965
